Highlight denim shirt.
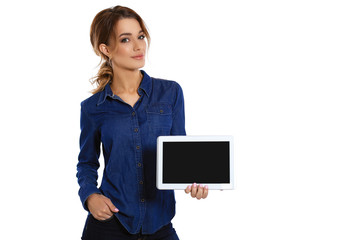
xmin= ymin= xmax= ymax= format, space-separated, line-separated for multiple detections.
xmin=76 ymin=70 xmax=186 ymax=234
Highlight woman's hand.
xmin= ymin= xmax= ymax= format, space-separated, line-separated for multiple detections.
xmin=86 ymin=193 xmax=119 ymax=221
xmin=185 ymin=183 xmax=209 ymax=200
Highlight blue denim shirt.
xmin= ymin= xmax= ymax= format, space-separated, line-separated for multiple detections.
xmin=76 ymin=70 xmax=186 ymax=234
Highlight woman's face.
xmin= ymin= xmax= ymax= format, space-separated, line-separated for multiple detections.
xmin=105 ymin=18 xmax=147 ymax=71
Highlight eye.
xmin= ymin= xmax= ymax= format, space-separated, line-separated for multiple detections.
xmin=121 ymin=38 xmax=130 ymax=43
xmin=138 ymin=35 xmax=146 ymax=40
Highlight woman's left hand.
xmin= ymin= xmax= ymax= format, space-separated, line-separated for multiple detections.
xmin=185 ymin=183 xmax=208 ymax=200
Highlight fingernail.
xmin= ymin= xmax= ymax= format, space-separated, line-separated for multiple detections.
xmin=205 ymin=185 xmax=208 ymax=189
xmin=199 ymin=184 xmax=203 ymax=188
xmin=193 ymin=183 xmax=197 ymax=187
xmin=115 ymin=208 xmax=119 ymax=211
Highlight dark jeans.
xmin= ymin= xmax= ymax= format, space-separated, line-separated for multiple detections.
xmin=81 ymin=214 xmax=180 ymax=240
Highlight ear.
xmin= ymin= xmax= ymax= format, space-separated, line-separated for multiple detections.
xmin=99 ymin=43 xmax=111 ymax=58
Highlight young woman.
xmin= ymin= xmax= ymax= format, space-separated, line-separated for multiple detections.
xmin=76 ymin=6 xmax=208 ymax=240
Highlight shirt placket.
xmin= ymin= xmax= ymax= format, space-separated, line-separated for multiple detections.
xmin=131 ymin=104 xmax=146 ymax=232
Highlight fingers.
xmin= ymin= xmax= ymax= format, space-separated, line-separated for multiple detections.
xmin=98 ymin=212 xmax=114 ymax=221
xmin=93 ymin=205 xmax=113 ymax=221
xmin=186 ymin=183 xmax=208 ymax=200
xmin=196 ymin=184 xmax=208 ymax=199
xmin=195 ymin=184 xmax=204 ymax=199
xmin=185 ymin=185 xmax=191 ymax=194
xmin=87 ymin=194 xmax=118 ymax=221
xmin=191 ymin=183 xmax=198 ymax=198
xmin=203 ymin=185 xmax=209 ymax=199
xmin=104 ymin=197 xmax=119 ymax=213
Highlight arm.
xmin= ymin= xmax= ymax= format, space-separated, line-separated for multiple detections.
xmin=76 ymin=104 xmax=119 ymax=219
xmin=76 ymin=104 xmax=102 ymax=210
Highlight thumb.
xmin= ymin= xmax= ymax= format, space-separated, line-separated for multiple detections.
xmin=104 ymin=197 xmax=119 ymax=212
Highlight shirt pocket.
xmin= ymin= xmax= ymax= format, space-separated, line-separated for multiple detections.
xmin=146 ymin=103 xmax=173 ymax=135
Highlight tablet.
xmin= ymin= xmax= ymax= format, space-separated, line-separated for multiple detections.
xmin=156 ymin=135 xmax=234 ymax=190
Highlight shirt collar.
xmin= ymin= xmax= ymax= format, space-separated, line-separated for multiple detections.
xmin=139 ymin=70 xmax=152 ymax=97
xmin=97 ymin=70 xmax=152 ymax=106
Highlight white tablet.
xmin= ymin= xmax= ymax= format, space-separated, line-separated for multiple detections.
xmin=156 ymin=135 xmax=234 ymax=190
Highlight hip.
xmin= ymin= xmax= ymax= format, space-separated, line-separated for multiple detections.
xmin=81 ymin=214 xmax=179 ymax=240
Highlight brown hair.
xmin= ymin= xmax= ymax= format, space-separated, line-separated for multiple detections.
xmin=89 ymin=6 xmax=151 ymax=94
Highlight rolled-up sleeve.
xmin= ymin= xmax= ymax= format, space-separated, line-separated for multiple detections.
xmin=76 ymin=103 xmax=101 ymax=211
xmin=170 ymin=82 xmax=186 ymax=136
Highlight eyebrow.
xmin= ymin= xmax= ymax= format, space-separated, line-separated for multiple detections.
xmin=119 ymin=30 xmax=144 ymax=38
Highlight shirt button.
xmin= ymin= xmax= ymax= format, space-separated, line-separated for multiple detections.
xmin=136 ymin=146 xmax=140 ymax=150
xmin=132 ymin=112 xmax=136 ymax=116
xmin=137 ymin=163 xmax=142 ymax=167
xmin=139 ymin=181 xmax=143 ymax=184
xmin=141 ymin=199 xmax=145 ymax=202
xmin=134 ymin=128 xmax=139 ymax=132
xmin=160 ymin=109 xmax=164 ymax=114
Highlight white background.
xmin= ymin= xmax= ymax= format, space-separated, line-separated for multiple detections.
xmin=0 ymin=0 xmax=359 ymax=239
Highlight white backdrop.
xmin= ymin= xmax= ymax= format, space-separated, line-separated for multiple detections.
xmin=0 ymin=0 xmax=359 ymax=239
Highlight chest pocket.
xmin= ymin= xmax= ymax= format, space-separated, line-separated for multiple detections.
xmin=146 ymin=103 xmax=173 ymax=134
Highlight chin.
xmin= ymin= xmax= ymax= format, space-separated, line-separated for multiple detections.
xmin=117 ymin=62 xmax=145 ymax=71
xmin=133 ymin=62 xmax=145 ymax=69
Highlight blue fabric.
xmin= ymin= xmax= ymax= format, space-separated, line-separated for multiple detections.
xmin=76 ymin=70 xmax=186 ymax=234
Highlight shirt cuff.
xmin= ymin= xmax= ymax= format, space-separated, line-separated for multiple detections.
xmin=79 ymin=185 xmax=102 ymax=211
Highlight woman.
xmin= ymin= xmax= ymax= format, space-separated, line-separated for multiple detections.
xmin=76 ymin=6 xmax=208 ymax=240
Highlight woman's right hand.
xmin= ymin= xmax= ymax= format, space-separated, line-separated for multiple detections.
xmin=86 ymin=193 xmax=119 ymax=221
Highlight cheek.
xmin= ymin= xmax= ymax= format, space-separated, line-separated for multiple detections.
xmin=142 ymin=42 xmax=148 ymax=53
xmin=111 ymin=47 xmax=132 ymax=65
xmin=115 ymin=46 xmax=130 ymax=57
xmin=140 ymin=40 xmax=147 ymax=49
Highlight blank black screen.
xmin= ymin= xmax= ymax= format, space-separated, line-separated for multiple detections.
xmin=163 ymin=141 xmax=230 ymax=183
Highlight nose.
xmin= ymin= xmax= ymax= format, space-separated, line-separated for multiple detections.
xmin=133 ymin=40 xmax=141 ymax=51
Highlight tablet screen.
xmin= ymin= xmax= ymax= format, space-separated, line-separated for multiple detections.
xmin=162 ymin=141 xmax=230 ymax=183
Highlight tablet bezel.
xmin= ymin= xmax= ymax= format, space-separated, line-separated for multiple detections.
xmin=156 ymin=135 xmax=234 ymax=190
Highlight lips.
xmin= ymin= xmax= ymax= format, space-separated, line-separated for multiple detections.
xmin=132 ymin=54 xmax=144 ymax=60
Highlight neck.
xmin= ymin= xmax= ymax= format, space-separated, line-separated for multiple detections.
xmin=111 ymin=68 xmax=143 ymax=94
